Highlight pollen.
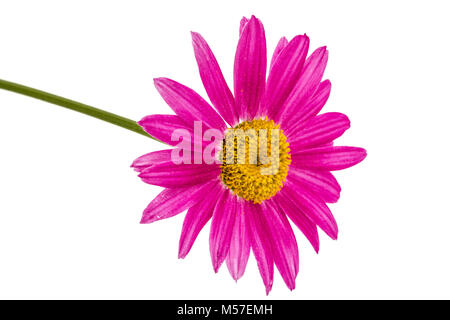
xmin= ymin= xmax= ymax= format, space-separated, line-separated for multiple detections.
xmin=220 ymin=118 xmax=291 ymax=204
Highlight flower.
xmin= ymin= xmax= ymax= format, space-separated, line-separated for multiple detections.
xmin=132 ymin=16 xmax=366 ymax=294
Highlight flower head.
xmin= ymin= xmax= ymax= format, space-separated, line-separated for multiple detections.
xmin=132 ymin=16 xmax=366 ymax=293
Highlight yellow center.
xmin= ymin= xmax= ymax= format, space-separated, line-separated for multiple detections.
xmin=220 ymin=118 xmax=291 ymax=204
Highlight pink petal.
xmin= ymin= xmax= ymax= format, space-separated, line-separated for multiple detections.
xmin=264 ymin=35 xmax=309 ymax=117
xmin=209 ymin=190 xmax=237 ymax=272
xmin=264 ymin=200 xmax=299 ymax=291
xmin=276 ymin=47 xmax=328 ymax=125
xmin=285 ymin=80 xmax=331 ymax=136
xmin=131 ymin=149 xmax=173 ymax=172
xmin=283 ymin=183 xmax=338 ymax=239
xmin=226 ymin=200 xmax=250 ymax=281
xmin=269 ymin=37 xmax=288 ymax=71
xmin=191 ymin=32 xmax=239 ymax=126
xmin=178 ymin=182 xmax=223 ymax=258
xmin=138 ymin=162 xmax=220 ymax=188
xmin=154 ymin=77 xmax=226 ymax=131
xmin=291 ymin=146 xmax=367 ymax=171
xmin=246 ymin=202 xmax=274 ymax=295
xmin=274 ymin=192 xmax=320 ymax=253
xmin=140 ymin=180 xmax=218 ymax=224
xmin=239 ymin=17 xmax=249 ymax=35
xmin=288 ymin=168 xmax=341 ymax=203
xmin=138 ymin=114 xmax=191 ymax=146
xmin=289 ymin=112 xmax=350 ymax=150
xmin=234 ymin=16 xmax=267 ymax=120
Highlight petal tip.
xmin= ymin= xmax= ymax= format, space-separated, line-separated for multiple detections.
xmin=322 ymin=79 xmax=332 ymax=88
xmin=352 ymin=147 xmax=368 ymax=166
xmin=248 ymin=15 xmax=262 ymax=26
xmin=331 ymin=232 xmax=338 ymax=240
xmin=230 ymin=270 xmax=244 ymax=282
xmin=140 ymin=217 xmax=149 ymax=224
xmin=190 ymin=31 xmax=200 ymax=40
xmin=265 ymin=285 xmax=273 ymax=296
xmin=312 ymin=239 xmax=320 ymax=253
xmin=137 ymin=171 xmax=146 ymax=179
xmin=292 ymin=34 xmax=309 ymax=43
xmin=153 ymin=77 xmax=169 ymax=88
xmin=361 ymin=148 xmax=368 ymax=158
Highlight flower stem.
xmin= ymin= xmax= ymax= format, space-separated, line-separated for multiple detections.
xmin=0 ymin=78 xmax=160 ymax=142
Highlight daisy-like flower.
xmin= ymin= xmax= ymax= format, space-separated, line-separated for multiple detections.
xmin=132 ymin=16 xmax=366 ymax=293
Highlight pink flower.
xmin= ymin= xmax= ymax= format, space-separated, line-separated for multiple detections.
xmin=132 ymin=16 xmax=366 ymax=294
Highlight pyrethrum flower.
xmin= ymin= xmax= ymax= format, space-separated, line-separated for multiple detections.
xmin=132 ymin=16 xmax=366 ymax=293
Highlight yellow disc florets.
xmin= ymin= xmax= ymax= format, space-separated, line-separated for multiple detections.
xmin=220 ymin=118 xmax=291 ymax=204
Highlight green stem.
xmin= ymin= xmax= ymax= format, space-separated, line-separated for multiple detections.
xmin=0 ymin=78 xmax=161 ymax=142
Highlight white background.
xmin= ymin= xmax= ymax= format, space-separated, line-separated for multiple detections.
xmin=0 ymin=0 xmax=449 ymax=299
